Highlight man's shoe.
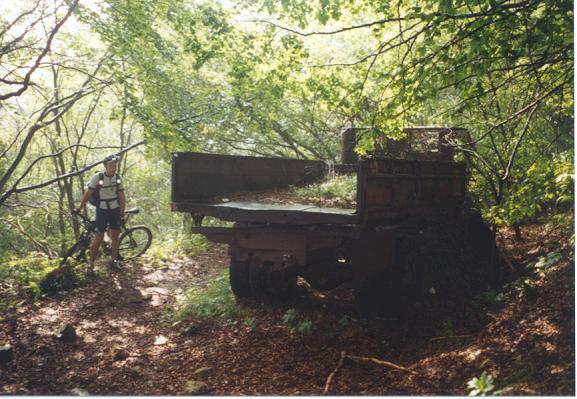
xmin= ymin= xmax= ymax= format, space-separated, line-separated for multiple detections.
xmin=110 ymin=259 xmax=122 ymax=270
xmin=85 ymin=262 xmax=95 ymax=277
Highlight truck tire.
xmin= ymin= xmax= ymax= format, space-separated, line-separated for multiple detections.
xmin=229 ymin=260 xmax=252 ymax=299
xmin=354 ymin=273 xmax=401 ymax=318
xmin=249 ymin=261 xmax=296 ymax=303
xmin=462 ymin=209 xmax=501 ymax=288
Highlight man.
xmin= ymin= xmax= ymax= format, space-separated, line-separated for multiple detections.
xmin=76 ymin=154 xmax=126 ymax=273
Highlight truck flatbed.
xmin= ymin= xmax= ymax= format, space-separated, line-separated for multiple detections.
xmin=172 ymin=200 xmax=358 ymax=225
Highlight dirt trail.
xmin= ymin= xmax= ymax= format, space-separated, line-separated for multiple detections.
xmin=0 ymin=224 xmax=574 ymax=395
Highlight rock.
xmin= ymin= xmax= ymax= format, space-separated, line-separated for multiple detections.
xmin=70 ymin=388 xmax=90 ymax=396
xmin=126 ymin=290 xmax=150 ymax=304
xmin=154 ymin=335 xmax=168 ymax=345
xmin=110 ymin=345 xmax=130 ymax=362
xmin=192 ymin=367 xmax=211 ymax=377
xmin=183 ymin=380 xmax=207 ymax=395
xmin=182 ymin=324 xmax=199 ymax=336
xmin=39 ymin=265 xmax=77 ymax=295
xmin=0 ymin=344 xmax=13 ymax=367
xmin=55 ymin=323 xmax=77 ymax=342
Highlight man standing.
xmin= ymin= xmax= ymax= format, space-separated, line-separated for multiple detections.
xmin=76 ymin=154 xmax=126 ymax=273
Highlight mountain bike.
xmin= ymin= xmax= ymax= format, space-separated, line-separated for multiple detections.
xmin=60 ymin=208 xmax=153 ymax=266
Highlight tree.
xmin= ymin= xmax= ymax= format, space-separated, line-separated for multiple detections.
xmin=241 ymin=0 xmax=574 ymax=227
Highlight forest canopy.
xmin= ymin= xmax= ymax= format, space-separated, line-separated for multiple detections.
xmin=0 ymin=0 xmax=573 ymax=262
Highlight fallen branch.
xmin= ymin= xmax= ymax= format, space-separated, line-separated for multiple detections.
xmin=323 ymin=351 xmax=346 ymax=394
xmin=323 ymin=351 xmax=417 ymax=394
xmin=429 ymin=334 xmax=475 ymax=342
xmin=346 ymin=354 xmax=417 ymax=374
xmin=147 ymin=289 xmax=177 ymax=299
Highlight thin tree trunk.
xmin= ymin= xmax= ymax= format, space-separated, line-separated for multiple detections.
xmin=514 ymin=224 xmax=523 ymax=241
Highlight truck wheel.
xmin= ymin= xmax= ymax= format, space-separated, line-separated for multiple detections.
xmin=249 ymin=261 xmax=296 ymax=303
xmin=354 ymin=276 xmax=377 ymax=318
xmin=229 ymin=260 xmax=252 ymax=299
xmin=354 ymin=273 xmax=401 ymax=318
xmin=463 ymin=209 xmax=501 ymax=287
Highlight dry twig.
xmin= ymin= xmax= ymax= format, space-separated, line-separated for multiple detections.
xmin=323 ymin=351 xmax=417 ymax=394
xmin=323 ymin=351 xmax=346 ymax=394
xmin=346 ymin=355 xmax=417 ymax=374
xmin=429 ymin=334 xmax=475 ymax=342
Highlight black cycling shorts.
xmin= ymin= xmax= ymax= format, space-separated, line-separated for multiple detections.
xmin=95 ymin=207 xmax=121 ymax=233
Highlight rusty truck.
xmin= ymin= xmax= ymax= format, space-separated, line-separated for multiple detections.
xmin=171 ymin=127 xmax=499 ymax=316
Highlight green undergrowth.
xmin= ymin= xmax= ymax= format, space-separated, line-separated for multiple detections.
xmin=290 ymin=173 xmax=356 ymax=205
xmin=174 ymin=269 xmax=244 ymax=323
xmin=145 ymin=214 xmax=230 ymax=266
xmin=147 ymin=233 xmax=210 ymax=266
xmin=0 ymin=254 xmax=84 ymax=311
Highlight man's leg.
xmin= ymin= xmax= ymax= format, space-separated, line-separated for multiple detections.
xmin=90 ymin=233 xmax=104 ymax=263
xmin=109 ymin=229 xmax=121 ymax=260
xmin=91 ymin=207 xmax=106 ymax=265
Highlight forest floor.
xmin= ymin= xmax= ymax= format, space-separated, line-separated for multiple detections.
xmin=0 ymin=221 xmax=574 ymax=395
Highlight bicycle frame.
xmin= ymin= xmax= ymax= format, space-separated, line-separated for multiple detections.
xmin=62 ymin=209 xmax=142 ymax=265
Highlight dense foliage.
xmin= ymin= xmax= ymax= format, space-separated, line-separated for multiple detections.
xmin=0 ymin=0 xmax=573 ymax=269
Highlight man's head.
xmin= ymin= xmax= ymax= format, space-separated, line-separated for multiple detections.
xmin=103 ymin=154 xmax=119 ymax=175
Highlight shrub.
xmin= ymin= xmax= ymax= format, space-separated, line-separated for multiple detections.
xmin=530 ymin=251 xmax=561 ymax=275
xmin=467 ymin=371 xmax=495 ymax=396
xmin=282 ymin=308 xmax=315 ymax=335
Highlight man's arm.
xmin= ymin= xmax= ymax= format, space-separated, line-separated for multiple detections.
xmin=76 ymin=188 xmax=93 ymax=212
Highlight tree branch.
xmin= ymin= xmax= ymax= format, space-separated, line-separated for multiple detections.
xmin=0 ymin=0 xmax=79 ymax=101
xmin=0 ymin=140 xmax=146 ymax=206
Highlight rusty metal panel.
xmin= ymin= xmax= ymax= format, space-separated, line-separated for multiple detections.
xmin=171 ymin=152 xmax=325 ymax=201
xmin=190 ymin=226 xmax=237 ymax=244
xmin=352 ymin=229 xmax=396 ymax=272
xmin=357 ymin=158 xmax=466 ymax=221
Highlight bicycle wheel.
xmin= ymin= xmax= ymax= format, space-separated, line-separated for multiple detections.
xmin=60 ymin=238 xmax=90 ymax=266
xmin=118 ymin=226 xmax=152 ymax=260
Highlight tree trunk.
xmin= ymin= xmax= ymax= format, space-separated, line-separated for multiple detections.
xmin=513 ymin=224 xmax=523 ymax=241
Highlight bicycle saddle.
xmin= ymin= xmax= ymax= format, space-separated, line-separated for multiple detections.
xmin=125 ymin=207 xmax=140 ymax=214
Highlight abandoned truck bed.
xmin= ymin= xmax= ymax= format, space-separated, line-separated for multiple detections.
xmin=170 ymin=130 xmax=499 ymax=316
xmin=170 ymin=151 xmax=466 ymax=226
